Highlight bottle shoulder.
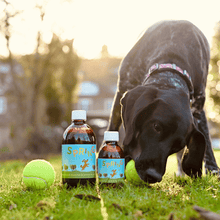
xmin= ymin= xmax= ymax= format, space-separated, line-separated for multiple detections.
xmin=98 ymin=142 xmax=124 ymax=158
xmin=62 ymin=123 xmax=96 ymax=144
xmin=64 ymin=123 xmax=90 ymax=131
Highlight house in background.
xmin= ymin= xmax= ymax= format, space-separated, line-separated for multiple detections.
xmin=0 ymin=62 xmax=10 ymax=123
xmin=0 ymin=60 xmax=24 ymax=119
xmin=0 ymin=60 xmax=24 ymax=147
xmin=75 ymin=57 xmax=121 ymax=119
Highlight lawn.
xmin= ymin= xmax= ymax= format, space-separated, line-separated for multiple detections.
xmin=0 ymin=151 xmax=220 ymax=220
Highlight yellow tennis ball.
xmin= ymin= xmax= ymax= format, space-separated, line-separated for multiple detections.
xmin=23 ymin=159 xmax=55 ymax=189
xmin=125 ymin=160 xmax=145 ymax=185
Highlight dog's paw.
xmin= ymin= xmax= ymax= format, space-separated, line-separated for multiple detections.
xmin=176 ymin=170 xmax=185 ymax=177
xmin=206 ymin=169 xmax=220 ymax=180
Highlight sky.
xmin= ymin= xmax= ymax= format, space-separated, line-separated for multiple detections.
xmin=1 ymin=0 xmax=220 ymax=59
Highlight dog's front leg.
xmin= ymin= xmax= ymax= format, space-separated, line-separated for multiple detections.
xmin=107 ymin=91 xmax=123 ymax=131
xmin=176 ymin=148 xmax=185 ymax=176
xmin=194 ymin=110 xmax=220 ymax=174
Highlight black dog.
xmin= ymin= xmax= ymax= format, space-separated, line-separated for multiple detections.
xmin=108 ymin=20 xmax=220 ymax=183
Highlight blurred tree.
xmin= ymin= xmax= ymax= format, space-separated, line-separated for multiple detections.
xmin=60 ymin=39 xmax=81 ymax=122
xmin=43 ymin=35 xmax=81 ymax=125
xmin=208 ymin=21 xmax=220 ymax=124
xmin=28 ymin=4 xmax=46 ymax=130
xmin=21 ymin=35 xmax=81 ymax=126
xmin=43 ymin=34 xmax=63 ymax=125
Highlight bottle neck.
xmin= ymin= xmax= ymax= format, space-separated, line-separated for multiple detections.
xmin=72 ymin=119 xmax=85 ymax=125
xmin=105 ymin=141 xmax=118 ymax=145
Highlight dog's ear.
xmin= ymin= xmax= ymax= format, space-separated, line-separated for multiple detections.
xmin=182 ymin=124 xmax=206 ymax=178
xmin=120 ymin=85 xmax=159 ymax=146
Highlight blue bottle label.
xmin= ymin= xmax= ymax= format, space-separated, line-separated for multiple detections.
xmin=62 ymin=144 xmax=96 ymax=179
xmin=98 ymin=158 xmax=125 ymax=183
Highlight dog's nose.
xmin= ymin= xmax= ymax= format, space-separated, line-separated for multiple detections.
xmin=141 ymin=168 xmax=162 ymax=183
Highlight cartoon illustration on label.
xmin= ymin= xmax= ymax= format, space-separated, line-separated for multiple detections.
xmin=110 ymin=170 xmax=117 ymax=178
xmin=80 ymin=159 xmax=89 ymax=170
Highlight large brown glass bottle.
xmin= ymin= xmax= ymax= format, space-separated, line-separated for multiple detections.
xmin=62 ymin=110 xmax=96 ymax=188
xmin=98 ymin=131 xmax=125 ymax=187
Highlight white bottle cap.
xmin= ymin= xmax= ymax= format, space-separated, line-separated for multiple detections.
xmin=71 ymin=110 xmax=87 ymax=121
xmin=104 ymin=131 xmax=119 ymax=141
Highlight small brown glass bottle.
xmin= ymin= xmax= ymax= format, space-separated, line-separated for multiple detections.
xmin=62 ymin=110 xmax=96 ymax=188
xmin=98 ymin=131 xmax=125 ymax=187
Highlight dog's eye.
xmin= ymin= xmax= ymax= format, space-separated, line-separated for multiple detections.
xmin=153 ymin=123 xmax=162 ymax=133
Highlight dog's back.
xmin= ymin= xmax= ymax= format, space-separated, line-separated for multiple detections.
xmin=118 ymin=20 xmax=210 ymax=97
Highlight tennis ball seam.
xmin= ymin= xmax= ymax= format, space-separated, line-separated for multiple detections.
xmin=23 ymin=176 xmax=48 ymax=186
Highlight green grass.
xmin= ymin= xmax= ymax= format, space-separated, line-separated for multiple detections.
xmin=0 ymin=152 xmax=220 ymax=220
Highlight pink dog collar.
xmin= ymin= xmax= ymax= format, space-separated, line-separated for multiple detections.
xmin=146 ymin=63 xmax=194 ymax=99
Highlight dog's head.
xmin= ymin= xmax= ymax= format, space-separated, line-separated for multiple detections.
xmin=121 ymin=85 xmax=206 ymax=183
